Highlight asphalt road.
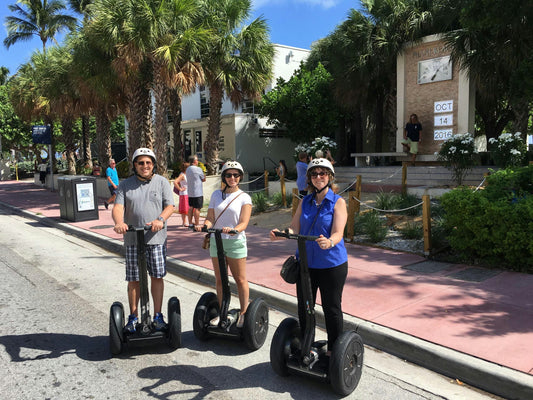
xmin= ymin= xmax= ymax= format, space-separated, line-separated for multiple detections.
xmin=0 ymin=209 xmax=501 ymax=400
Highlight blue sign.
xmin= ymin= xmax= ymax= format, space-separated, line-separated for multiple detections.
xmin=32 ymin=125 xmax=52 ymax=144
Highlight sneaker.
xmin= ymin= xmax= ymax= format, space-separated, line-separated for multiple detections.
xmin=125 ymin=314 xmax=138 ymax=333
xmin=209 ymin=316 xmax=220 ymax=326
xmin=153 ymin=312 xmax=167 ymax=331
xmin=104 ymin=201 xmax=109 ymax=210
xmin=236 ymin=313 xmax=245 ymax=329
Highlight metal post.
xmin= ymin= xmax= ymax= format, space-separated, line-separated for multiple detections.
xmin=49 ymin=144 xmax=54 ymax=191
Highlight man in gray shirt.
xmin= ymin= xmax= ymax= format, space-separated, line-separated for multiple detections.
xmin=112 ymin=148 xmax=175 ymax=333
xmin=185 ymin=155 xmax=206 ymax=225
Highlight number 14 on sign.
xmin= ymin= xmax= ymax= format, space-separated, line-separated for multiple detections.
xmin=434 ymin=114 xmax=453 ymax=127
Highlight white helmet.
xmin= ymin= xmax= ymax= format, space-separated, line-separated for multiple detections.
xmin=132 ymin=147 xmax=156 ymax=163
xmin=220 ymin=160 xmax=244 ymax=176
xmin=308 ymin=158 xmax=334 ymax=175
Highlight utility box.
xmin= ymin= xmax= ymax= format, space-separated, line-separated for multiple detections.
xmin=58 ymin=176 xmax=99 ymax=222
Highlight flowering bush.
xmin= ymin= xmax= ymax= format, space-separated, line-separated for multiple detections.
xmin=436 ymin=132 xmax=478 ymax=185
xmin=294 ymin=136 xmax=336 ymax=160
xmin=488 ymin=132 xmax=527 ymax=168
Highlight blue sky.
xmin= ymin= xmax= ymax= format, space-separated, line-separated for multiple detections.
xmin=0 ymin=0 xmax=360 ymax=76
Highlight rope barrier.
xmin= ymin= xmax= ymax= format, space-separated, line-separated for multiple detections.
xmin=366 ymin=167 xmax=403 ymax=183
xmin=240 ymin=174 xmax=264 ymax=185
xmin=351 ymin=195 xmax=423 ymax=213
xmin=473 ymin=177 xmax=487 ymax=192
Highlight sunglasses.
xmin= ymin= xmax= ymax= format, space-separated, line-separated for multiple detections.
xmin=225 ymin=173 xmax=241 ymax=178
xmin=310 ymin=171 xmax=328 ymax=178
xmin=136 ymin=161 xmax=153 ymax=166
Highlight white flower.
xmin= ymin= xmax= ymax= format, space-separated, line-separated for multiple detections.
xmin=510 ymin=149 xmax=521 ymax=155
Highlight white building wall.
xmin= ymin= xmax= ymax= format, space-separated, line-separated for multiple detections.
xmin=181 ymin=44 xmax=310 ymax=121
xmin=179 ymin=43 xmax=310 ymax=174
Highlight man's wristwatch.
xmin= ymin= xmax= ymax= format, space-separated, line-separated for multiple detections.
xmin=157 ymin=216 xmax=164 ymax=223
xmin=329 ymin=239 xmax=335 ymax=248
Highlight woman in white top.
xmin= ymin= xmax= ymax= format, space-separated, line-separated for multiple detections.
xmin=199 ymin=160 xmax=252 ymax=328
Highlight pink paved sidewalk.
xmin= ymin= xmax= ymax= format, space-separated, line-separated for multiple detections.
xmin=1 ymin=180 xmax=532 ymax=377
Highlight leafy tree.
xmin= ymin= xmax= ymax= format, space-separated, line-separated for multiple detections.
xmin=4 ymin=0 xmax=77 ymax=53
xmin=445 ymin=0 xmax=533 ymax=139
xmin=258 ymin=63 xmax=339 ymax=144
xmin=0 ymin=85 xmax=32 ymax=157
xmin=200 ymin=0 xmax=274 ymax=174
xmin=0 ymin=67 xmax=10 ymax=86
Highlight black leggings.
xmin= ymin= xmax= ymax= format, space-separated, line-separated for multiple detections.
xmin=297 ymin=262 xmax=348 ymax=349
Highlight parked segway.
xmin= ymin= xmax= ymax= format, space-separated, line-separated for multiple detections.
xmin=109 ymin=225 xmax=181 ymax=355
xmin=270 ymin=230 xmax=364 ymax=396
xmin=191 ymin=226 xmax=269 ymax=350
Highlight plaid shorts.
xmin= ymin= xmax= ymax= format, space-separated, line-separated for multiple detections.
xmin=125 ymin=244 xmax=167 ymax=281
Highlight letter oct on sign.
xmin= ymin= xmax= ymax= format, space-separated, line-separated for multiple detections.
xmin=434 ymin=100 xmax=453 ymax=114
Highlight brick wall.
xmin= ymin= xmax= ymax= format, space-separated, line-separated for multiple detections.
xmin=403 ymin=39 xmax=459 ymax=156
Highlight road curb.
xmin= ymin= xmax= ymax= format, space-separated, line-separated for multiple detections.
xmin=2 ymin=201 xmax=532 ymax=400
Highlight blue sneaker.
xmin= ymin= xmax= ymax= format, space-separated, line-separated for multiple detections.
xmin=124 ymin=314 xmax=138 ymax=333
xmin=153 ymin=312 xmax=167 ymax=331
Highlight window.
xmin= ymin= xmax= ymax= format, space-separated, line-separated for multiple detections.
xmin=241 ymin=98 xmax=255 ymax=114
xmin=259 ymin=128 xmax=286 ymax=138
xmin=200 ymin=85 xmax=210 ymax=118
xmin=219 ymin=136 xmax=225 ymax=151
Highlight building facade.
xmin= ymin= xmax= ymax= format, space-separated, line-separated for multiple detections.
xmin=178 ymin=44 xmax=310 ymax=174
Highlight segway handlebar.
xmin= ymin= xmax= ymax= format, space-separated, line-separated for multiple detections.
xmin=187 ymin=224 xmax=238 ymax=235
xmin=127 ymin=225 xmax=153 ymax=232
xmin=273 ymin=229 xmax=319 ymax=242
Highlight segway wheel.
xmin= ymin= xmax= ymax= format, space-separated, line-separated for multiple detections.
xmin=167 ymin=296 xmax=182 ymax=349
xmin=109 ymin=302 xmax=125 ymax=355
xmin=270 ymin=317 xmax=301 ymax=376
xmin=329 ymin=331 xmax=364 ymax=396
xmin=243 ymin=298 xmax=269 ymax=351
xmin=193 ymin=292 xmax=219 ymax=341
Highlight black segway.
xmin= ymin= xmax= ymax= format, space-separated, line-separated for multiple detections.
xmin=109 ymin=225 xmax=182 ymax=355
xmin=270 ymin=230 xmax=364 ymax=396
xmin=191 ymin=226 xmax=269 ymax=350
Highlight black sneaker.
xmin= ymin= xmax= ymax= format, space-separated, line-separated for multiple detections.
xmin=153 ymin=312 xmax=167 ymax=331
xmin=104 ymin=201 xmax=109 ymax=210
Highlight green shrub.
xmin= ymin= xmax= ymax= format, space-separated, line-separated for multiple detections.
xmin=399 ymin=222 xmax=423 ymax=240
xmin=488 ymin=132 xmax=527 ymax=168
xmin=252 ymin=192 xmax=268 ymax=213
xmin=398 ymin=193 xmax=421 ymax=216
xmin=436 ymin=132 xmax=478 ymax=185
xmin=375 ymin=191 xmax=400 ymax=211
xmin=483 ymin=165 xmax=533 ymax=201
xmin=354 ymin=211 xmax=388 ymax=243
xmin=431 ymin=216 xmax=450 ymax=250
xmin=440 ymin=186 xmax=533 ymax=271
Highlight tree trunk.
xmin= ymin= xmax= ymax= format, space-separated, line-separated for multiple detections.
xmin=62 ymin=115 xmax=76 ymax=175
xmin=169 ymin=87 xmax=183 ymax=166
xmin=96 ymin=105 xmax=112 ymax=172
xmin=81 ymin=115 xmax=92 ymax=169
xmin=206 ymin=82 xmax=224 ymax=175
xmin=127 ymin=79 xmax=152 ymax=159
xmin=152 ymin=60 xmax=169 ymax=177
xmin=374 ymin=93 xmax=384 ymax=152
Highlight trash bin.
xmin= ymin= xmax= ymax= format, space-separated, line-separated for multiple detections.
xmin=58 ymin=176 xmax=99 ymax=222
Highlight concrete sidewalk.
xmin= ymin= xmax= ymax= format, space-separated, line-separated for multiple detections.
xmin=0 ymin=180 xmax=532 ymax=399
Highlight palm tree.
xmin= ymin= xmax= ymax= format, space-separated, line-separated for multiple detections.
xmin=307 ymin=0 xmax=459 ymax=156
xmin=4 ymin=0 xmax=77 ymax=53
xmin=67 ymin=0 xmax=95 ymax=167
xmin=0 ymin=67 xmax=10 ymax=85
xmin=87 ymin=0 xmax=209 ymax=176
xmin=444 ymin=0 xmax=533 ymax=139
xmin=9 ymin=54 xmax=58 ymax=171
xmin=200 ymin=0 xmax=274 ymax=174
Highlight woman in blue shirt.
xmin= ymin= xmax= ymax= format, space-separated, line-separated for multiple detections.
xmin=270 ymin=158 xmax=348 ymax=351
